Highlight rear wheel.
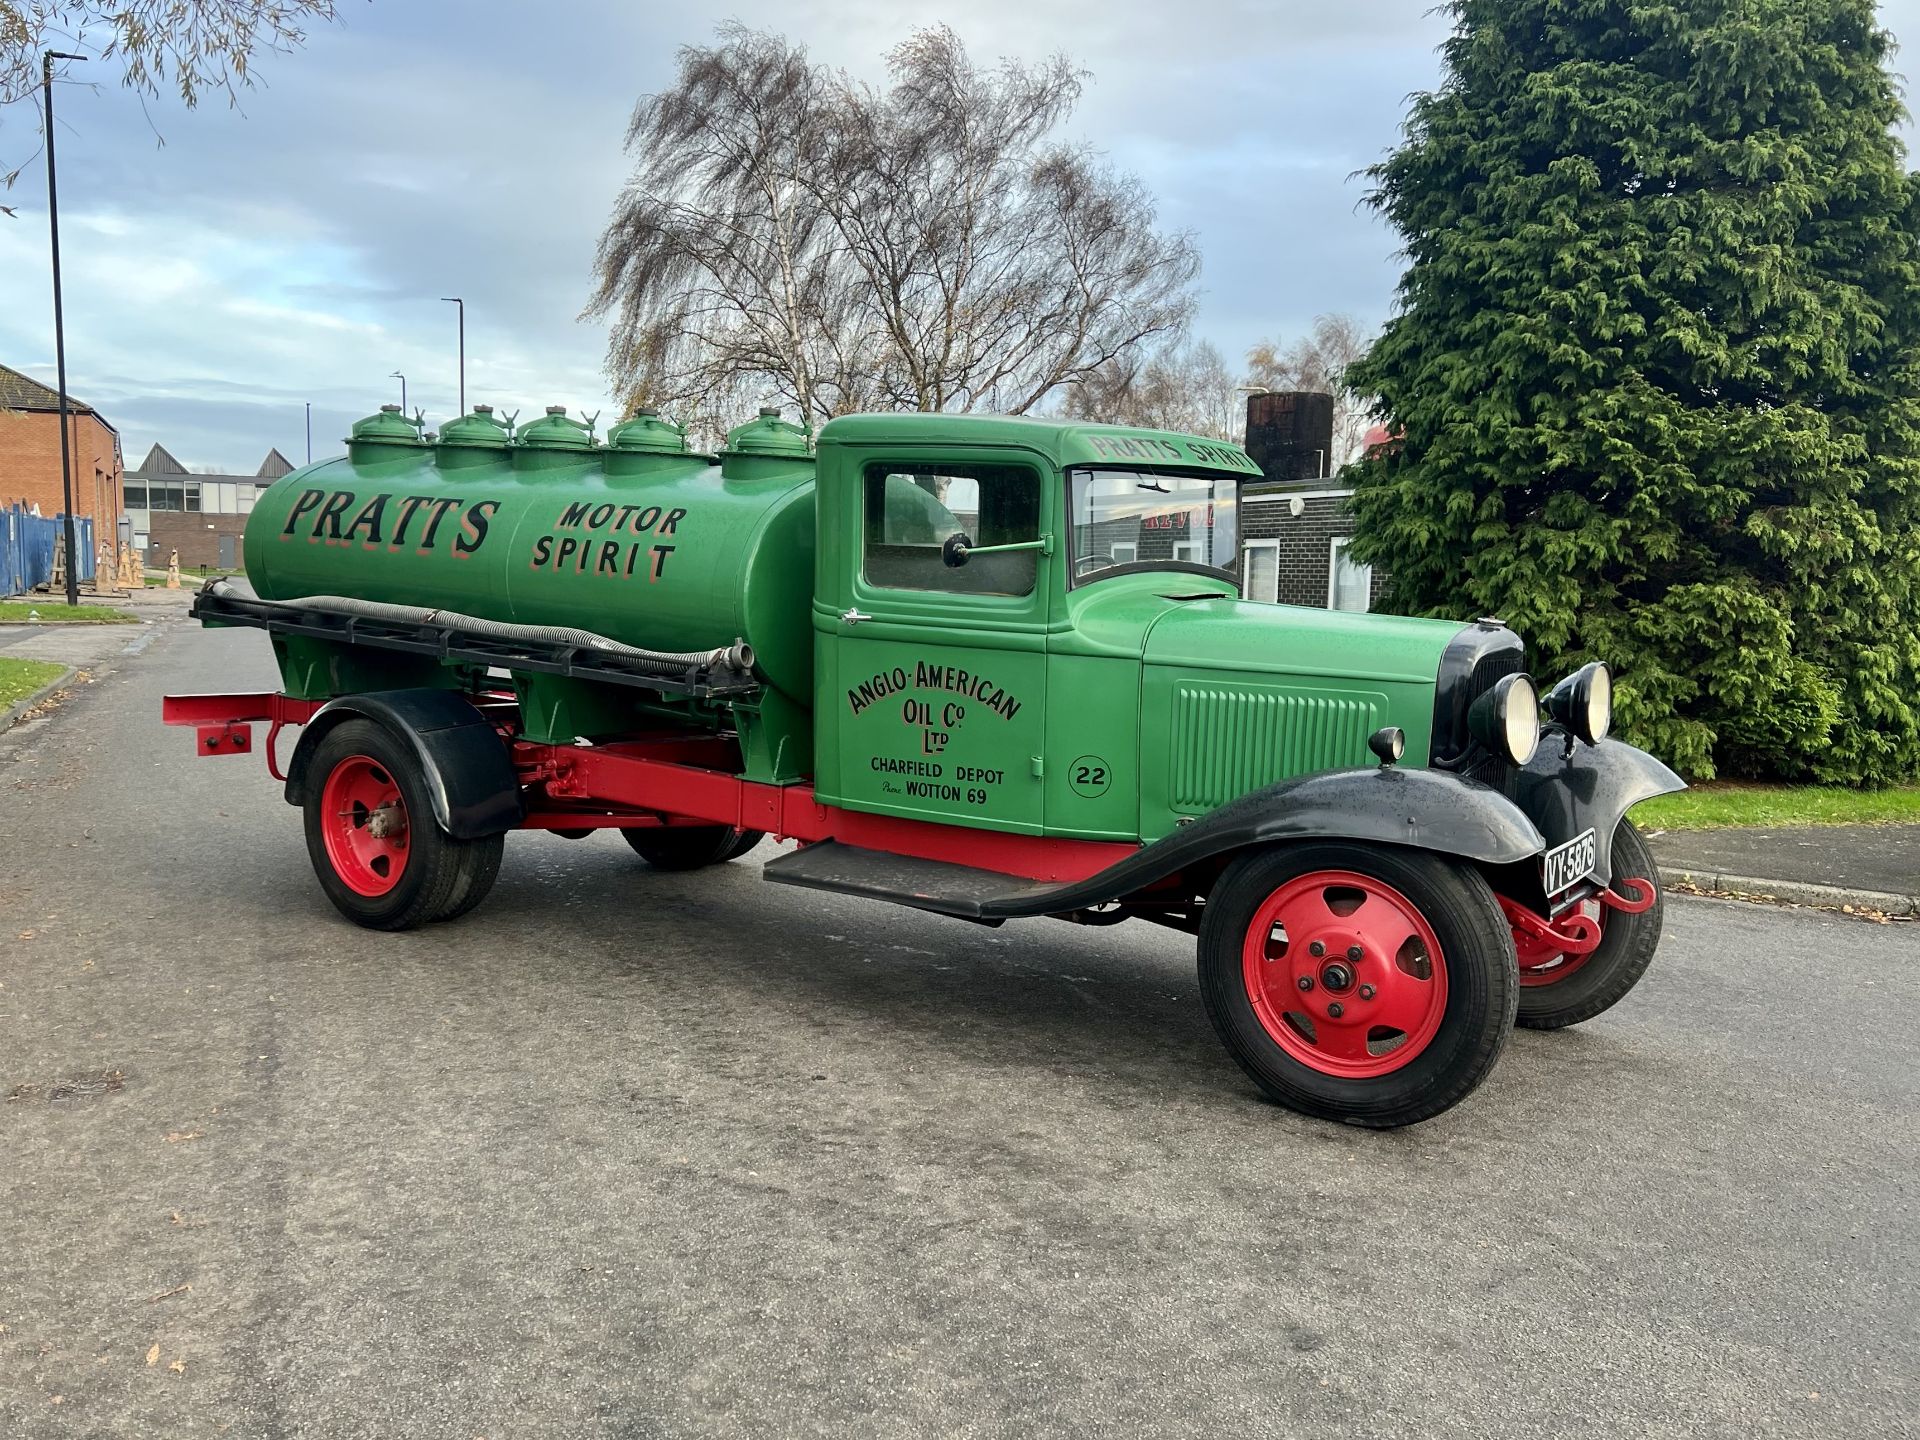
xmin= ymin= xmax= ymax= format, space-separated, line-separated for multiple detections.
xmin=433 ymin=832 xmax=504 ymax=923
xmin=1514 ymin=818 xmax=1663 ymax=1030
xmin=302 ymin=719 xmax=499 ymax=930
xmin=621 ymin=824 xmax=765 ymax=871
xmin=1198 ymin=843 xmax=1518 ymax=1128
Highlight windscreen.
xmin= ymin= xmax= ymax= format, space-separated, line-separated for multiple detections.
xmin=1068 ymin=469 xmax=1241 ymax=584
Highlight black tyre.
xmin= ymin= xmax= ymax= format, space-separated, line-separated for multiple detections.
xmin=1197 ymin=843 xmax=1518 ymax=1128
xmin=1515 ymin=818 xmax=1664 ymax=1030
xmin=433 ymin=832 xmax=505 ymax=923
xmin=302 ymin=718 xmax=494 ymax=931
xmin=621 ymin=824 xmax=766 ymax=871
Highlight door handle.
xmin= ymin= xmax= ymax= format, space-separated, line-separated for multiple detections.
xmin=841 ymin=607 xmax=872 ymax=626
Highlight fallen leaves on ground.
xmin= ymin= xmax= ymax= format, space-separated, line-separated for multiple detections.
xmin=146 ymin=1344 xmax=160 ymax=1367
xmin=163 ymin=1130 xmax=203 ymax=1144
xmin=1667 ymin=877 xmax=1911 ymax=923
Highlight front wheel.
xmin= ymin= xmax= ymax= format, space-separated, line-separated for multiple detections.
xmin=1197 ymin=843 xmax=1518 ymax=1128
xmin=1514 ymin=818 xmax=1664 ymax=1030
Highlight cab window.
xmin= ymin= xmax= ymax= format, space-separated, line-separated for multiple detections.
xmin=1068 ymin=468 xmax=1241 ymax=585
xmin=862 ymin=462 xmax=1040 ymax=596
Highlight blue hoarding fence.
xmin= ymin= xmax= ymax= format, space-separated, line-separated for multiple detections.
xmin=1 ymin=505 xmax=96 ymax=597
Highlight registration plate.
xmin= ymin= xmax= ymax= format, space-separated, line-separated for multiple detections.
xmin=1541 ymin=827 xmax=1599 ymax=897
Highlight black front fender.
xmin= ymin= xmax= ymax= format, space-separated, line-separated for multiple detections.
xmin=283 ymin=689 xmax=522 ymax=839
xmin=969 ymin=766 xmax=1548 ymax=919
xmin=1511 ymin=737 xmax=1685 ymax=890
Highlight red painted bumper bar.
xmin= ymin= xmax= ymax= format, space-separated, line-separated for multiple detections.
xmin=163 ymin=691 xmax=1135 ymax=886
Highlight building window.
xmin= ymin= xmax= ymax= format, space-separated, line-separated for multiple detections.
xmin=124 ymin=485 xmax=147 ymax=509
xmin=1243 ymin=539 xmax=1280 ymax=603
xmin=184 ymin=482 xmax=201 ymax=513
xmin=1328 ymin=537 xmax=1372 ymax=612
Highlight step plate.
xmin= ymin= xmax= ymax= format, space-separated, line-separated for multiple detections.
xmin=761 ymin=841 xmax=1063 ymax=920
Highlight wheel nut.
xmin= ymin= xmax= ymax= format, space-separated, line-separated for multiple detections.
xmin=1327 ymin=1002 xmax=1345 ymax=1018
xmin=1309 ymin=941 xmax=1325 ymax=957
xmin=1359 ymin=984 xmax=1376 ymax=1000
xmin=1297 ymin=976 xmax=1314 ymax=992
xmin=1347 ymin=945 xmax=1364 ymax=962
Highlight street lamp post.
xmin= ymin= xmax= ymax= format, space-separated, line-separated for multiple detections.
xmin=390 ymin=371 xmax=407 ymax=413
xmin=42 ymin=49 xmax=87 ymax=607
xmin=441 ymin=297 xmax=465 ymax=415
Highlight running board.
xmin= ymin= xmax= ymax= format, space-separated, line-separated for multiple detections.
xmin=761 ymin=841 xmax=1075 ymax=922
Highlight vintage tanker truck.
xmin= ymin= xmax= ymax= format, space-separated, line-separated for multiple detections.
xmin=165 ymin=400 xmax=1682 ymax=1127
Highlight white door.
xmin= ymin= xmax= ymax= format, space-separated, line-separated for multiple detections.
xmin=1243 ymin=540 xmax=1279 ymax=603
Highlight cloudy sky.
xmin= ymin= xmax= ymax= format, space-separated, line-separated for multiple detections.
xmin=4 ymin=0 xmax=1920 ymax=473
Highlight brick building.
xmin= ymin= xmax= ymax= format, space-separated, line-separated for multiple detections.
xmin=127 ymin=444 xmax=294 ymax=570
xmin=0 ymin=362 xmax=124 ymax=540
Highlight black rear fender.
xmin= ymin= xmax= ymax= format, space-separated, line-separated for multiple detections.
xmin=283 ymin=689 xmax=522 ymax=839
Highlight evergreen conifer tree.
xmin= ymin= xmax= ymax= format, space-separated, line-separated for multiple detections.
xmin=1345 ymin=0 xmax=1920 ymax=783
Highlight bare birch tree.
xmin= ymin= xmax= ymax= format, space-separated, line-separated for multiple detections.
xmin=3 ymin=0 xmax=344 ymax=190
xmin=1059 ymin=338 xmax=1240 ymax=440
xmin=589 ymin=25 xmax=1199 ymax=429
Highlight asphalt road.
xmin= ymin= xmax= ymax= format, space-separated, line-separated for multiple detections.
xmin=2 ymin=614 xmax=1915 ymax=1439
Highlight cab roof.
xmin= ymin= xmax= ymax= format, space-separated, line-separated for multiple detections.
xmin=816 ymin=412 xmax=1261 ymax=478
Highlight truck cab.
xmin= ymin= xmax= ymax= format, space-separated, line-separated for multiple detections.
xmin=810 ymin=414 xmax=1463 ymax=848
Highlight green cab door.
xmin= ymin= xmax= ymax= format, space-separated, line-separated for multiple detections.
xmin=820 ymin=452 xmax=1051 ymax=834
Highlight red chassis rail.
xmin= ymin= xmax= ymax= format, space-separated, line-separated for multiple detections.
xmin=163 ymin=691 xmax=1133 ymax=886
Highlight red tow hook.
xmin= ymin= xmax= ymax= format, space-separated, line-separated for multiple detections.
xmin=1497 ymin=895 xmax=1603 ymax=955
xmin=1600 ymin=877 xmax=1657 ymax=914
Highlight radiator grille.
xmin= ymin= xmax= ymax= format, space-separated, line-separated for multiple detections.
xmin=1170 ymin=684 xmax=1382 ymax=810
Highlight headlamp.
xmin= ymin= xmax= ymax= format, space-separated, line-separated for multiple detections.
xmin=1545 ymin=662 xmax=1612 ymax=745
xmin=1468 ymin=672 xmax=1540 ymax=766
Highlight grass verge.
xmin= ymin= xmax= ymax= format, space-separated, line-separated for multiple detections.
xmin=0 ymin=601 xmax=138 ymax=624
xmin=1637 ymin=781 xmax=1920 ymax=830
xmin=0 ymin=657 xmax=68 ymax=709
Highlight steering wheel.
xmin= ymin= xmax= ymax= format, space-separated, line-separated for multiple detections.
xmin=1074 ymin=553 xmax=1117 ymax=576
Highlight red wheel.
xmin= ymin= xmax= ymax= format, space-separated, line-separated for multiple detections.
xmin=302 ymin=718 xmax=500 ymax=930
xmin=1241 ymin=871 xmax=1448 ymax=1077
xmin=1198 ymin=843 xmax=1516 ymax=1128
xmin=1514 ymin=818 xmax=1665 ymax=1029
xmin=319 ymin=755 xmax=411 ymax=897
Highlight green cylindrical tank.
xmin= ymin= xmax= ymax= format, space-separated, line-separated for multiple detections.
xmin=244 ymin=405 xmax=818 ymax=705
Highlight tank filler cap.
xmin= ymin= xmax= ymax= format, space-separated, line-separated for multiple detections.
xmin=439 ymin=405 xmax=512 ymax=449
xmin=722 ymin=406 xmax=812 ymax=459
xmin=516 ymin=405 xmax=599 ymax=450
xmin=349 ymin=405 xmax=428 ymax=447
xmin=607 ymin=406 xmax=691 ymax=455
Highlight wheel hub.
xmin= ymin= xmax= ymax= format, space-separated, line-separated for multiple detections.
xmin=365 ymin=802 xmax=407 ymax=841
xmin=319 ymin=755 xmax=412 ymax=898
xmin=1242 ymin=870 xmax=1449 ymax=1078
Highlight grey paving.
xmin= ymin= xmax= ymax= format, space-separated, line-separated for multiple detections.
xmin=0 ymin=618 xmax=1915 ymax=1439
xmin=1650 ymin=822 xmax=1920 ymax=900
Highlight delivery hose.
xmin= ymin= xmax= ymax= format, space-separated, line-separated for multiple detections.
xmin=205 ymin=580 xmax=754 ymax=676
